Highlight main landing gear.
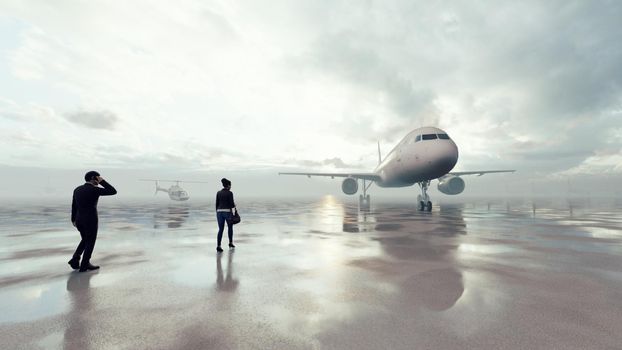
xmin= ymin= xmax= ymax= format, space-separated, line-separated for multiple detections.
xmin=417 ymin=180 xmax=432 ymax=212
xmin=359 ymin=179 xmax=372 ymax=210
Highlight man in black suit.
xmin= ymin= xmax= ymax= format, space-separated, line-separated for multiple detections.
xmin=68 ymin=171 xmax=117 ymax=272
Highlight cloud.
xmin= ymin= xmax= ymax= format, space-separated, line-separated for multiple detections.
xmin=86 ymin=140 xmax=256 ymax=171
xmin=298 ymin=31 xmax=440 ymax=144
xmin=0 ymin=98 xmax=58 ymax=122
xmin=552 ymin=149 xmax=622 ymax=177
xmin=64 ymin=110 xmax=119 ymax=130
xmin=310 ymin=32 xmax=438 ymax=120
xmin=0 ymin=97 xmax=22 ymax=120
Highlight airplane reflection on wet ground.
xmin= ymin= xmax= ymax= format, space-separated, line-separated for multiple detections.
xmin=0 ymin=197 xmax=621 ymax=349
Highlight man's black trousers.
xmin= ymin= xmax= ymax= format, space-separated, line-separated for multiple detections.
xmin=73 ymin=224 xmax=98 ymax=265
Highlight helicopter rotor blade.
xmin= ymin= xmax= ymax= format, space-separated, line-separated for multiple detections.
xmin=139 ymin=179 xmax=208 ymax=184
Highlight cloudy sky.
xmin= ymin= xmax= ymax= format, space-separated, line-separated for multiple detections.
xmin=0 ymin=0 xmax=621 ymax=198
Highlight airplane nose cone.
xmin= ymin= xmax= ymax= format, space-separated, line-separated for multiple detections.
xmin=436 ymin=143 xmax=459 ymax=174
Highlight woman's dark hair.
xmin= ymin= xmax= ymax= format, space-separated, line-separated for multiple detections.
xmin=84 ymin=170 xmax=100 ymax=182
xmin=221 ymin=178 xmax=231 ymax=187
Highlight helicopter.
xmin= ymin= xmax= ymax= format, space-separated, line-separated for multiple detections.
xmin=139 ymin=179 xmax=209 ymax=201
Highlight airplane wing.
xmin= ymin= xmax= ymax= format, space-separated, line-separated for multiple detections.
xmin=279 ymin=172 xmax=382 ymax=181
xmin=449 ymin=170 xmax=516 ymax=177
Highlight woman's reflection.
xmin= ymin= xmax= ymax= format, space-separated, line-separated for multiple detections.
xmin=64 ymin=271 xmax=96 ymax=350
xmin=216 ymin=252 xmax=239 ymax=292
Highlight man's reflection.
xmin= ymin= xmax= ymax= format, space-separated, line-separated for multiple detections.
xmin=64 ymin=271 xmax=96 ymax=350
xmin=342 ymin=202 xmax=467 ymax=311
xmin=216 ymin=252 xmax=239 ymax=292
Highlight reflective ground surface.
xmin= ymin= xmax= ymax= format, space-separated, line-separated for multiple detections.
xmin=1 ymin=197 xmax=621 ymax=349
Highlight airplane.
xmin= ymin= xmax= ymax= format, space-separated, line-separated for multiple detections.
xmin=279 ymin=126 xmax=514 ymax=211
xmin=139 ymin=179 xmax=209 ymax=201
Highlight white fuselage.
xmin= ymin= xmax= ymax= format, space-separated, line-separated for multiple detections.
xmin=374 ymin=127 xmax=459 ymax=187
xmin=157 ymin=184 xmax=190 ymax=201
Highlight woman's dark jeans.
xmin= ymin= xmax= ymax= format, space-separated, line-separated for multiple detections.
xmin=217 ymin=211 xmax=233 ymax=246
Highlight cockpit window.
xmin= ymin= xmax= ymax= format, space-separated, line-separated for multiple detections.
xmin=415 ymin=135 xmax=421 ymax=142
xmin=438 ymin=133 xmax=450 ymax=139
xmin=422 ymin=134 xmax=437 ymax=140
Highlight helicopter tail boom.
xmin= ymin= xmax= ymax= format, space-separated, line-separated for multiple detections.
xmin=155 ymin=181 xmax=169 ymax=195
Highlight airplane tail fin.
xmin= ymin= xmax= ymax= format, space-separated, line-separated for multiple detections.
xmin=377 ymin=141 xmax=382 ymax=165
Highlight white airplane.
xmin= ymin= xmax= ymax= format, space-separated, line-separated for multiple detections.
xmin=279 ymin=126 xmax=514 ymax=211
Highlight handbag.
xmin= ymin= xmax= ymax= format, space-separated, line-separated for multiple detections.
xmin=230 ymin=209 xmax=241 ymax=225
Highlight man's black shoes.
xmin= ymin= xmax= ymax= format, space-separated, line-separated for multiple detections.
xmin=228 ymin=243 xmax=235 ymax=248
xmin=68 ymin=257 xmax=80 ymax=270
xmin=79 ymin=263 xmax=100 ymax=272
xmin=216 ymin=246 xmax=224 ymax=253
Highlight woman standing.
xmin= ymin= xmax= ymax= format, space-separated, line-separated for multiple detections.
xmin=215 ymin=178 xmax=236 ymax=252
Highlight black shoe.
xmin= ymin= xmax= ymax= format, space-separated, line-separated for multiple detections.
xmin=79 ymin=263 xmax=100 ymax=272
xmin=216 ymin=246 xmax=224 ymax=253
xmin=68 ymin=257 xmax=80 ymax=270
xmin=228 ymin=243 xmax=235 ymax=248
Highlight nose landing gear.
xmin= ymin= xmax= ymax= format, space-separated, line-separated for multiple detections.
xmin=417 ymin=180 xmax=432 ymax=211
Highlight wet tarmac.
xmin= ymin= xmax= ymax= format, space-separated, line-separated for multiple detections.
xmin=1 ymin=197 xmax=621 ymax=349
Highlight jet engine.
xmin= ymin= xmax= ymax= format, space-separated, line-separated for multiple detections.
xmin=341 ymin=177 xmax=358 ymax=195
xmin=437 ymin=175 xmax=465 ymax=195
